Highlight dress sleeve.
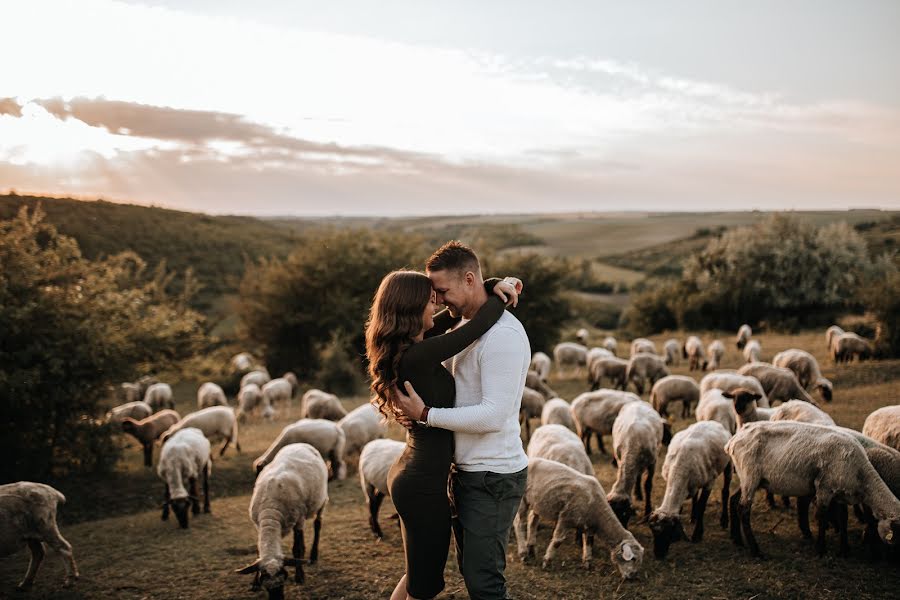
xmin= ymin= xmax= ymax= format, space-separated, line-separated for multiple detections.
xmin=423 ymin=278 xmax=502 ymax=339
xmin=405 ymin=296 xmax=505 ymax=367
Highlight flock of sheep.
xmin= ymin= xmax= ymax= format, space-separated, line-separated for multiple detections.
xmin=2 ymin=325 xmax=897 ymax=596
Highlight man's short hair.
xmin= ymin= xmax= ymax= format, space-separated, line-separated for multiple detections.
xmin=426 ymin=240 xmax=481 ymax=275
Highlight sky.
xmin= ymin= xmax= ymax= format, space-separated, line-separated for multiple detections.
xmin=1 ymin=1 xmax=899 ymax=216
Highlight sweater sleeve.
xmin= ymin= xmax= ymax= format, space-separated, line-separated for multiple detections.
xmin=404 ymin=296 xmax=505 ymax=367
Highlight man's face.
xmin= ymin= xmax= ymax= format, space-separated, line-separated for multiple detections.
xmin=427 ymin=268 xmax=468 ymax=317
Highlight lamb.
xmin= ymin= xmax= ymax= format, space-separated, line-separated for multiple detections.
xmin=696 ymin=389 xmax=737 ymax=435
xmin=143 ymin=382 xmax=174 ymax=412
xmin=0 ymin=482 xmax=79 ymax=590
xmin=530 ymin=351 xmax=551 ymax=381
xmin=770 ymin=400 xmax=835 ymax=426
xmin=237 ymin=383 xmax=263 ymax=422
xmin=253 ymin=419 xmax=347 ymax=481
xmin=663 ymin=339 xmax=680 ymax=366
xmin=553 ymin=342 xmax=588 ymax=375
xmin=826 ymin=325 xmax=845 ymax=352
xmin=262 ymin=378 xmax=294 ymax=412
xmin=683 ymin=336 xmax=708 ymax=371
xmin=607 ymin=401 xmax=670 ymax=526
xmin=513 ymin=457 xmax=644 ymax=579
xmin=650 ymin=375 xmax=701 ymax=419
xmin=106 ymin=400 xmax=153 ymax=424
xmin=833 ymin=332 xmax=874 ymax=363
xmin=707 ymin=340 xmax=725 ymax=371
xmin=157 ymin=427 xmax=212 ymax=528
xmin=648 ymin=421 xmax=732 ymax=558
xmin=526 ymin=369 xmax=556 ymax=399
xmin=630 ymin=338 xmax=657 ymax=357
xmin=735 ymin=324 xmax=752 ymax=349
xmin=737 ymin=362 xmax=817 ymax=405
xmin=235 ymin=443 xmax=328 ymax=594
xmin=338 ymin=403 xmax=386 ymax=458
xmin=570 ymin=390 xmax=640 ymax=455
xmin=576 ymin=328 xmax=590 ymax=344
xmin=863 ymin=405 xmax=900 ymax=453
xmin=625 ymin=352 xmax=670 ymax=395
xmin=603 ymin=336 xmax=618 ymax=355
xmin=121 ymin=409 xmax=181 ymax=467
xmin=197 ymin=382 xmax=228 ymax=409
xmin=358 ymin=439 xmax=405 ymax=538
xmin=241 ymin=368 xmax=272 ymax=389
xmin=742 ymin=339 xmax=762 ymax=363
xmin=699 ymin=371 xmax=770 ymax=408
xmin=726 ymin=421 xmax=900 ymax=558
xmin=162 ymin=406 xmax=241 ymax=456
xmin=519 ymin=387 xmax=546 ymax=441
xmin=588 ymin=356 xmax=628 ymax=391
xmin=541 ymin=398 xmax=577 ymax=432
xmin=301 ymin=389 xmax=347 ymax=421
xmin=772 ymin=349 xmax=833 ymax=403
xmin=527 ymin=424 xmax=593 ymax=475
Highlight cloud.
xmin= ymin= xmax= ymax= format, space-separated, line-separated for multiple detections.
xmin=0 ymin=97 xmax=22 ymax=117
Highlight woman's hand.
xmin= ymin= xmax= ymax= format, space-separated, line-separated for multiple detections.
xmin=493 ymin=280 xmax=519 ymax=307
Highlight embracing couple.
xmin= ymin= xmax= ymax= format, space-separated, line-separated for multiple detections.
xmin=364 ymin=241 xmax=531 ymax=600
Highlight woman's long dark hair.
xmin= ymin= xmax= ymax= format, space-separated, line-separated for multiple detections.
xmin=365 ymin=270 xmax=433 ymax=421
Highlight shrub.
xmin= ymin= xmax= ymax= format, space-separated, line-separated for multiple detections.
xmin=313 ymin=332 xmax=365 ymax=396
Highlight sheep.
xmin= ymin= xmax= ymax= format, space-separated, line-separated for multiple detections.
xmin=241 ymin=368 xmax=272 ymax=389
xmin=724 ymin=388 xmax=773 ymax=429
xmin=603 ymin=336 xmax=618 ymax=355
xmin=707 ymin=340 xmax=725 ymax=371
xmin=157 ymin=427 xmax=212 ymax=529
xmin=772 ymin=348 xmax=833 ymax=403
xmin=863 ymin=405 xmax=900 ymax=453
xmin=0 ymin=482 xmax=79 ymax=590
xmin=770 ymin=400 xmax=835 ymax=426
xmin=826 ymin=325 xmax=845 ymax=352
xmin=162 ymin=406 xmax=241 ymax=456
xmin=197 ymin=381 xmax=227 ymax=409
xmin=338 ymin=403 xmax=386 ymax=458
xmin=833 ymin=332 xmax=874 ymax=363
xmin=663 ymin=339 xmax=680 ymax=366
xmin=736 ymin=324 xmax=752 ymax=349
xmin=576 ymin=328 xmax=590 ymax=344
xmin=262 ymin=378 xmax=294 ymax=412
xmin=513 ymin=457 xmax=644 ymax=579
xmin=527 ymin=424 xmax=593 ymax=475
xmin=520 ymin=387 xmax=546 ymax=441
xmin=106 ymin=400 xmax=153 ymax=424
xmin=588 ymin=356 xmax=628 ymax=391
xmin=726 ymin=421 xmax=900 ymax=558
xmin=607 ymin=401 xmax=670 ymax=526
xmin=526 ymin=370 xmax=556 ymax=399
xmin=699 ymin=371 xmax=770 ymax=408
xmin=650 ymin=375 xmax=701 ymax=419
xmin=237 ymin=383 xmax=263 ymax=422
xmin=230 ymin=352 xmax=255 ymax=374
xmin=696 ymin=389 xmax=737 ymax=435
xmin=530 ymin=351 xmax=552 ymax=381
xmin=143 ymin=382 xmax=174 ymax=412
xmin=121 ymin=409 xmax=181 ymax=467
xmin=630 ymin=338 xmax=657 ymax=357
xmin=135 ymin=375 xmax=161 ymax=399
xmin=648 ymin=421 xmax=733 ymax=559
xmin=737 ymin=362 xmax=817 ymax=405
xmin=358 ymin=439 xmax=405 ymax=539
xmin=253 ymin=419 xmax=347 ymax=481
xmin=541 ymin=398 xmax=577 ymax=432
xmin=742 ymin=339 xmax=762 ymax=363
xmin=586 ymin=346 xmax=614 ymax=371
xmin=570 ymin=390 xmax=640 ymax=455
xmin=683 ymin=336 xmax=708 ymax=371
xmin=119 ymin=382 xmax=142 ymax=404
xmin=625 ymin=352 xmax=670 ymax=395
xmin=301 ymin=389 xmax=348 ymax=421
xmin=553 ymin=342 xmax=588 ymax=375
xmin=282 ymin=372 xmax=300 ymax=396
xmin=235 ymin=443 xmax=329 ymax=594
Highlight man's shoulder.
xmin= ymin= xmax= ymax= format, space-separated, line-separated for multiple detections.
xmin=481 ymin=311 xmax=529 ymax=348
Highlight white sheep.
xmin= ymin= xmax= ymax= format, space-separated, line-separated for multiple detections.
xmin=338 ymin=403 xmax=386 ymax=458
xmin=735 ymin=324 xmax=752 ymax=349
xmin=772 ymin=348 xmax=833 ymax=403
xmin=513 ymin=457 xmax=644 ymax=579
xmin=683 ymin=336 xmax=708 ymax=372
xmin=630 ymin=338 xmax=657 ymax=357
xmin=241 ymin=368 xmax=272 ymax=389
xmin=696 ymin=389 xmax=737 ymax=435
xmin=0 ymin=482 xmax=79 ymax=590
xmin=162 ymin=406 xmax=240 ymax=456
xmin=236 ymin=383 xmax=263 ymax=422
xmin=358 ymin=439 xmax=405 ymax=539
xmin=574 ymin=328 xmax=589 ymax=344
xmin=121 ymin=409 xmax=181 ymax=467
xmin=586 ymin=346 xmax=614 ymax=371
xmin=143 ymin=382 xmax=174 ymax=412
xmin=833 ymin=332 xmax=874 ymax=363
xmin=737 ymin=362 xmax=816 ymax=405
xmin=106 ymin=400 xmax=153 ymax=424
xmin=770 ymin=400 xmax=835 ymax=426
xmin=197 ymin=381 xmax=228 ymax=409
xmin=553 ymin=342 xmax=588 ymax=375
xmin=230 ymin=352 xmax=255 ymax=374
xmin=301 ymin=389 xmax=347 ymax=421
xmin=235 ymin=443 xmax=329 ymax=592
xmin=625 ymin=352 xmax=670 ymax=395
xmin=157 ymin=427 xmax=212 ymax=529
xmin=825 ymin=325 xmax=844 ymax=352
xmin=541 ymin=398 xmax=577 ymax=432
xmin=863 ymin=405 xmax=900 ymax=453
xmin=707 ymin=340 xmax=725 ymax=371
xmin=742 ymin=339 xmax=762 ymax=363
xmin=253 ymin=419 xmax=347 ymax=481
xmin=526 ymin=424 xmax=593 ymax=475
xmin=570 ymin=389 xmax=640 ymax=455
xmin=648 ymin=421 xmax=732 ymax=558
xmin=603 ymin=336 xmax=618 ymax=355
xmin=650 ymin=375 xmax=701 ymax=419
xmin=262 ymin=378 xmax=293 ymax=412
xmin=661 ymin=339 xmax=678 ymax=366
xmin=588 ymin=356 xmax=628 ymax=391
xmin=520 ymin=387 xmax=546 ymax=441
xmin=530 ymin=351 xmax=552 ymax=381
xmin=699 ymin=371 xmax=770 ymax=408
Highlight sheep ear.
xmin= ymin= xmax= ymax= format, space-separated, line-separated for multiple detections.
xmin=721 ymin=390 xmax=733 ymax=399
xmin=622 ymin=543 xmax=635 ymax=561
xmin=235 ymin=559 xmax=260 ymax=574
xmin=751 ymin=393 xmax=761 ymax=401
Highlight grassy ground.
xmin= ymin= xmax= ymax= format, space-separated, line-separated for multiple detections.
xmin=2 ymin=331 xmax=899 ymax=598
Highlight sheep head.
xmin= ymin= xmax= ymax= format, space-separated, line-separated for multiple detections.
xmin=877 ymin=519 xmax=900 ymax=545
xmin=611 ymin=539 xmax=644 ymax=580
xmin=170 ymin=497 xmax=192 ymax=529
xmin=648 ymin=513 xmax=687 ymax=559
xmin=607 ymin=494 xmax=635 ymax=528
xmin=723 ymin=388 xmax=761 ymax=417
xmin=236 ymin=556 xmax=306 ymax=599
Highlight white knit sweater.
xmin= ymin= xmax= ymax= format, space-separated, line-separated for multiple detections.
xmin=426 ymin=310 xmax=531 ymax=473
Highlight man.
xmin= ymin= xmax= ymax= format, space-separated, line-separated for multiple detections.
xmin=394 ymin=241 xmax=530 ymax=600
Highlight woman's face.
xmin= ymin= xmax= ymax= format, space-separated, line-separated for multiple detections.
xmin=421 ymin=289 xmax=437 ymax=334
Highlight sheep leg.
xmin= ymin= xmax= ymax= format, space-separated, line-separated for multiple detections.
xmin=310 ymin=508 xmax=323 ymax=564
xmin=796 ymin=496 xmax=813 ymax=539
xmin=188 ymin=477 xmax=200 ymax=515
xmin=219 ymin=437 xmax=231 ymax=457
xmin=162 ymin=484 xmax=171 ymax=521
xmin=690 ymin=493 xmax=699 ymax=524
xmin=782 ymin=496 xmax=792 ymax=509
xmin=691 ymin=488 xmax=711 ymax=543
xmin=542 ymin=519 xmax=569 ymax=569
xmin=367 ymin=485 xmax=385 ymax=538
xmin=18 ymin=540 xmax=44 ymax=590
xmin=643 ymin=464 xmax=655 ymax=518
xmin=814 ymin=497 xmax=834 ymax=557
xmin=581 ymin=428 xmax=592 ymax=455
xmin=720 ymin=463 xmax=732 ymax=529
xmin=143 ymin=442 xmax=153 ymax=468
xmin=41 ymin=518 xmax=79 ymax=586
xmin=292 ymin=524 xmax=305 ymax=583
xmin=739 ymin=497 xmax=763 ymax=558
xmin=729 ymin=491 xmax=743 ymax=546
xmin=203 ymin=463 xmax=211 ymax=513
xmin=634 ymin=475 xmax=643 ymax=502
xmin=766 ymin=490 xmax=777 ymax=509
xmin=596 ymin=432 xmax=606 ymax=455
xmin=860 ymin=505 xmax=881 ymax=562
xmin=525 ymin=510 xmax=540 ymax=560
xmin=682 ymin=399 xmax=690 ymax=419
xmin=581 ymin=528 xmax=593 ymax=569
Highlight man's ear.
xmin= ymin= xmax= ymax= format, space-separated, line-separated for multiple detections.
xmin=465 ymin=271 xmax=477 ymax=286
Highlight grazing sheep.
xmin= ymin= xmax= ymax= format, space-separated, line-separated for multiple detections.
xmin=236 ymin=443 xmax=329 ymax=594
xmin=197 ymin=382 xmax=228 ymax=409
xmin=826 ymin=325 xmax=845 ymax=352
xmin=121 ymin=409 xmax=181 ymax=467
xmin=520 ymin=387 xmax=546 ymax=441
xmin=262 ymin=378 xmax=294 ymax=412
xmin=541 ymin=398 xmax=577 ymax=432
xmin=770 ymin=400 xmax=835 ymax=426
xmin=651 ymin=375 xmax=701 ymax=419
xmin=772 ymin=349 xmax=833 ymax=402
xmin=607 ymin=401 xmax=669 ymax=526
xmin=726 ymin=421 xmax=900 ymax=558
xmin=301 ymin=389 xmax=347 ymax=421
xmin=0 ymin=482 xmax=79 ymax=590
xmin=742 ymin=339 xmax=762 ymax=363
xmin=588 ymin=357 xmax=628 ymax=391
xmin=625 ymin=353 xmax=670 ymax=395
xmin=603 ymin=336 xmax=618 ymax=355
xmin=527 ymin=424 xmax=593 ymax=475
xmin=230 ymin=352 xmax=255 ymax=374
xmin=683 ymin=336 xmax=708 ymax=372
xmin=586 ymin=346 xmax=615 ymax=371
xmin=699 ymin=371 xmax=770 ymax=408
xmin=241 ymin=369 xmax=272 ymax=389
xmin=736 ymin=324 xmax=752 ymax=350
xmin=530 ymin=351 xmax=552 ymax=381
xmin=157 ymin=427 xmax=212 ymax=529
xmin=663 ymin=339 xmax=680 ymax=366
xmin=570 ymin=390 xmax=640 ymax=455
xmin=863 ymin=405 xmax=900 ymax=453
xmin=358 ymin=439 xmax=405 ymax=538
xmin=106 ymin=400 xmax=153 ymax=424
xmin=143 ymin=382 xmax=174 ymax=412
xmin=648 ymin=421 xmax=732 ymax=559
xmin=630 ymin=338 xmax=657 ymax=357
xmin=833 ymin=332 xmax=874 ymax=363
xmin=338 ymin=403 xmax=386 ymax=458
xmin=553 ymin=342 xmax=589 ymax=375
xmin=253 ymin=419 xmax=347 ymax=481
xmin=119 ymin=382 xmax=142 ymax=404
xmin=576 ymin=328 xmax=590 ymax=344
xmin=514 ymin=457 xmax=644 ymax=579
xmin=724 ymin=388 xmax=773 ymax=429
xmin=737 ymin=362 xmax=816 ymax=405
xmin=707 ymin=340 xmax=725 ymax=371
xmin=696 ymin=389 xmax=737 ymax=435
xmin=526 ymin=370 xmax=557 ymax=399
xmin=237 ymin=383 xmax=263 ymax=422
xmin=162 ymin=406 xmax=240 ymax=456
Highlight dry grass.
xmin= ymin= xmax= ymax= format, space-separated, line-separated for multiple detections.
xmin=3 ymin=331 xmax=900 ymax=598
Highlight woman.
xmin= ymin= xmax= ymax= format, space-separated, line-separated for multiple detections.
xmin=365 ymin=271 xmax=520 ymax=600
